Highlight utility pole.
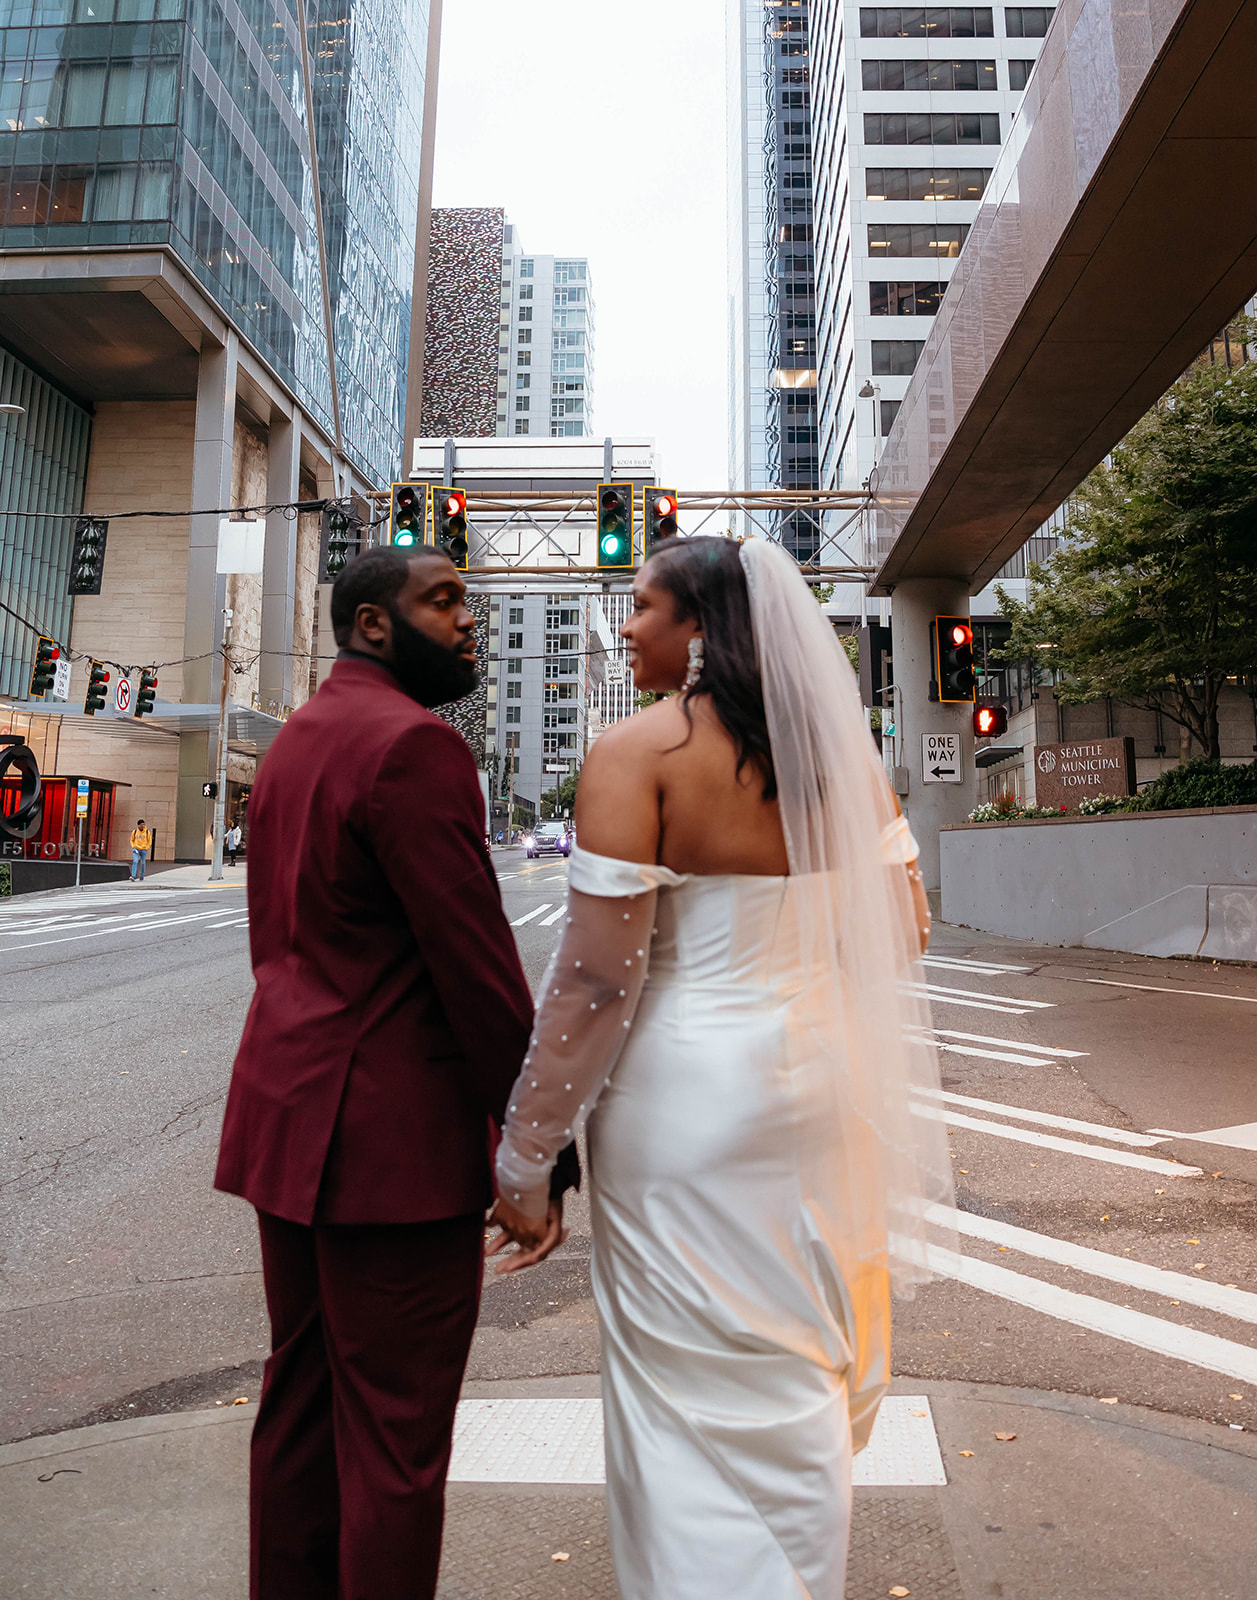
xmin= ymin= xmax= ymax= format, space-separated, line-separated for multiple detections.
xmin=507 ymin=753 xmax=516 ymax=845
xmin=209 ymin=608 xmax=233 ymax=882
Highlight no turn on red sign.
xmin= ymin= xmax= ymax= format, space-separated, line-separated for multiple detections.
xmin=114 ymin=675 xmax=131 ymax=713
xmin=922 ymin=732 xmax=962 ymax=783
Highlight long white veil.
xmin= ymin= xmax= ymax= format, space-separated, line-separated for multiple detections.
xmin=740 ymin=538 xmax=955 ymax=1295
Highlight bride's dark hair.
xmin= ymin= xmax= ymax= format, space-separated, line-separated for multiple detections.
xmin=644 ymin=536 xmax=777 ymax=801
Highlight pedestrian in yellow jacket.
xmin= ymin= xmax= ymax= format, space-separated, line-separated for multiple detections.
xmin=130 ymin=820 xmax=151 ymax=882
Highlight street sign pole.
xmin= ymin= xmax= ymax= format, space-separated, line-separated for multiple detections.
xmin=209 ymin=610 xmax=233 ymax=882
xmin=74 ymin=777 xmax=89 ymax=889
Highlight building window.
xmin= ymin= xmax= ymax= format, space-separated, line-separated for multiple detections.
xmin=516 ymin=396 xmax=530 ymax=411
xmin=866 ymin=166 xmax=990 ymax=201
xmin=518 ymin=306 xmax=533 ymax=321
xmin=1005 ymin=6 xmax=1054 ymax=37
xmin=880 ymin=399 xmax=903 ymax=435
xmin=518 ymin=329 xmax=532 ymax=344
xmin=507 ymin=632 xmax=523 ymax=649
xmin=505 ymin=732 xmax=520 ymax=749
xmin=1007 ymin=58 xmax=1034 ymax=89
xmin=864 ymin=112 xmax=1001 ymax=144
xmin=516 ymin=374 xmax=530 ymax=389
xmin=871 ymin=340 xmax=925 ymax=376
xmin=517 ymin=351 xmax=531 ymax=366
xmin=870 ymin=281 xmax=945 ymax=315
xmin=515 ymin=420 xmax=530 ymax=434
xmin=519 ymin=283 xmax=533 ymax=299
xmin=506 ymin=657 xmax=522 ymax=673
xmin=868 ymin=222 xmax=969 ymax=257
xmin=862 ymin=58 xmax=996 ymax=91
xmin=505 ymin=707 xmax=520 ymax=724
xmin=860 ymin=7 xmax=994 ymax=35
xmin=506 ymin=681 xmax=521 ymax=698
xmin=508 ymin=608 xmax=524 ymax=625
xmin=520 ymin=259 xmax=534 ymax=276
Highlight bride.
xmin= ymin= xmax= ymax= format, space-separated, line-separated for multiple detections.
xmin=490 ymin=536 xmax=954 ymax=1598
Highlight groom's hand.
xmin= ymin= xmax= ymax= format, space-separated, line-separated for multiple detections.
xmin=486 ymin=1196 xmax=567 ymax=1275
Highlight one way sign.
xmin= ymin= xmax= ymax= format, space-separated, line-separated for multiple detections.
xmin=922 ymin=732 xmax=962 ymax=783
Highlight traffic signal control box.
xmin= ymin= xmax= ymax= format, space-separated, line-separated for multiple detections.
xmin=932 ymin=615 xmax=976 ymax=703
xmin=596 ymin=483 xmax=634 ymax=568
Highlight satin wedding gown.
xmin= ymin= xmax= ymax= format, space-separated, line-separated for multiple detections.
xmin=497 ymin=846 xmax=893 ymax=1599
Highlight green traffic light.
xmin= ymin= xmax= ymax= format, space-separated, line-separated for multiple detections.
xmin=601 ymin=533 xmax=624 ymax=558
xmin=395 ymin=530 xmax=417 ymax=547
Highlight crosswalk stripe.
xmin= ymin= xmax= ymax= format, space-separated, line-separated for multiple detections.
xmin=1 ymin=907 xmax=234 ymax=953
xmin=509 ymin=904 xmax=553 ymax=927
xmin=923 ymin=956 xmax=1032 ymax=976
xmin=934 ymin=1206 xmax=1257 ymax=1325
xmin=911 ymin=990 xmax=1037 ymax=1016
xmin=917 ymin=981 xmax=1055 ymax=1009
xmin=929 ymin=1028 xmax=1090 ymax=1058
xmin=934 ymin=1041 xmax=1067 ymax=1068
xmin=539 ymin=906 xmax=567 ymax=926
xmin=929 ymin=1245 xmax=1257 ymax=1387
xmin=912 ymin=1102 xmax=1202 ymax=1176
xmin=919 ymin=1088 xmax=1168 ymax=1148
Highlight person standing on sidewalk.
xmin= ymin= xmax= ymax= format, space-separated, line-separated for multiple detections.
xmin=129 ymin=819 xmax=151 ymax=881
xmin=226 ymin=820 xmax=242 ymax=867
xmin=215 ymin=546 xmax=576 ymax=1600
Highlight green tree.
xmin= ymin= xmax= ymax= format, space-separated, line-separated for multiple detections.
xmin=540 ymin=768 xmax=580 ymax=820
xmin=997 ymin=344 xmax=1257 ymax=760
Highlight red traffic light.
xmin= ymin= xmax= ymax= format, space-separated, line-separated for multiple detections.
xmin=656 ymin=495 xmax=675 ymax=518
xmin=444 ymin=494 xmax=461 ymax=517
xmin=973 ymin=704 xmax=1009 ymax=738
xmin=949 ymin=622 xmax=973 ymax=648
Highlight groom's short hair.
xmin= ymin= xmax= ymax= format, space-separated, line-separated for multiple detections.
xmin=331 ymin=548 xmax=413 ymax=647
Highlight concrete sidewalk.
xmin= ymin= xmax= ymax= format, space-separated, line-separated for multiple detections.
xmin=2 ymin=1377 xmax=1253 ymax=1600
xmin=141 ymin=863 xmax=248 ymax=891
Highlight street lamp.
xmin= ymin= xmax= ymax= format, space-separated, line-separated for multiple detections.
xmin=858 ymin=380 xmax=881 ymax=443
xmin=0 ymin=403 xmax=25 ymax=416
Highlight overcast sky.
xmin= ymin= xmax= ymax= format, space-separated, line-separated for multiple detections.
xmin=431 ymin=0 xmax=730 ymax=490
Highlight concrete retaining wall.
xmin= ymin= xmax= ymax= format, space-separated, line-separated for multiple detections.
xmin=940 ymin=806 xmax=1257 ymax=958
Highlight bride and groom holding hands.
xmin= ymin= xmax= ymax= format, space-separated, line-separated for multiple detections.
xmin=215 ymin=530 xmax=954 ymax=1599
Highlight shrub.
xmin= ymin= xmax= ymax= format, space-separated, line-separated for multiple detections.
xmin=1128 ymin=758 xmax=1257 ymax=813
xmin=1076 ymin=793 xmax=1130 ymax=815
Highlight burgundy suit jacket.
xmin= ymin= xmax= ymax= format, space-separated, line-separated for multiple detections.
xmin=215 ymin=654 xmax=535 ymax=1225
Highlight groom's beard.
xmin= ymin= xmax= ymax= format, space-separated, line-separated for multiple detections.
xmin=387 ymin=609 xmax=479 ymax=708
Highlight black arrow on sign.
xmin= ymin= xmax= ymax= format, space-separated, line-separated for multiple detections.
xmin=930 ymin=765 xmax=957 ymax=778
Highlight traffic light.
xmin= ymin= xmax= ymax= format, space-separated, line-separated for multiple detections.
xmin=973 ymin=703 xmax=1009 ymax=738
xmin=596 ymin=483 xmax=634 ymax=568
xmin=642 ymin=487 xmax=678 ymax=556
xmin=84 ymin=660 xmax=110 ymax=715
xmin=434 ymin=488 xmax=469 ymax=568
xmin=29 ymin=636 xmax=58 ymax=698
xmin=319 ymin=500 xmax=360 ymax=582
xmin=69 ymin=517 xmax=109 ymax=595
xmin=134 ymin=667 xmax=158 ymax=718
xmin=934 ymin=615 xmax=976 ymax=703
xmin=390 ymin=482 xmax=425 ymax=547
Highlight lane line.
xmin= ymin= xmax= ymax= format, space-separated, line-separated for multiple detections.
xmin=1067 ymin=976 xmax=1257 ymax=1006
xmin=918 ymin=1088 xmax=1168 ymax=1148
xmin=509 ymin=904 xmax=553 ymax=928
xmin=929 ymin=1027 xmax=1089 ymax=1058
xmin=912 ymin=1102 xmax=1202 ymax=1176
xmin=932 ymin=1206 xmax=1257 ymax=1326
xmin=0 ymin=907 xmax=238 ymax=953
xmin=917 ymin=982 xmax=1056 ymax=1009
xmin=929 ymin=1246 xmax=1257 ymax=1387
xmin=539 ymin=906 xmax=567 ymax=926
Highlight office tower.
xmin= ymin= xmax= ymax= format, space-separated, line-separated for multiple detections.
xmin=0 ymin=0 xmax=438 ymax=862
xmin=727 ymin=0 xmax=819 ymax=558
xmin=590 ymin=590 xmax=636 ymax=731
xmin=498 ymin=227 xmax=595 ymax=438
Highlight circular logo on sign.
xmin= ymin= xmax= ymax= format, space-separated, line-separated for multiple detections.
xmin=114 ymin=677 xmax=131 ymax=713
xmin=1036 ymin=748 xmax=1056 ymax=775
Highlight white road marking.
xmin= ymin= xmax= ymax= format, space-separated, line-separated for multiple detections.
xmin=1071 ymin=977 xmax=1257 ymax=1005
xmin=209 ymin=918 xmax=250 ymax=929
xmin=907 ymin=986 xmax=1039 ymax=1016
xmin=1145 ymin=1123 xmax=1257 ymax=1153
xmin=919 ymin=982 xmax=1055 ymax=1009
xmin=912 ymin=1102 xmax=1202 ymax=1176
xmin=542 ymin=874 xmax=568 ymax=883
xmin=934 ymin=1041 xmax=1071 ymax=1068
xmin=539 ymin=906 xmax=567 ymax=926
xmin=1 ymin=907 xmax=238 ymax=952
xmin=496 ymin=873 xmax=516 ymax=881
xmin=932 ymin=1206 xmax=1257 ymax=1326
xmin=919 ymin=1088 xmax=1168 ymax=1148
xmin=929 ymin=1246 xmax=1257 ymax=1387
xmin=509 ymin=904 xmax=553 ymax=928
xmin=929 ymin=1028 xmax=1090 ymax=1058
xmin=447 ymin=1395 xmax=944 ymax=1487
xmin=923 ymin=956 xmax=1032 ymax=976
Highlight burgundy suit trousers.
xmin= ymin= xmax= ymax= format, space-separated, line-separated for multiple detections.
xmin=250 ymin=1210 xmax=484 ymax=1600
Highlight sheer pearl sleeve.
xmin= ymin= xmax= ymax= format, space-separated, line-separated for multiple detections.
xmin=495 ymin=848 xmax=687 ymax=1218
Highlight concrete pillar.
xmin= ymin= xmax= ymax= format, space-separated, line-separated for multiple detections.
xmin=176 ymin=334 xmax=237 ymax=861
xmin=889 ymin=575 xmax=978 ymax=892
xmin=259 ymin=407 xmax=301 ymax=715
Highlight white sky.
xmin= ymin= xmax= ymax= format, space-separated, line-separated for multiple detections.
xmin=431 ymin=0 xmax=730 ymax=490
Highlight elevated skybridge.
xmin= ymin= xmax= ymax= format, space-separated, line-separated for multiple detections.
xmin=869 ymin=0 xmax=1257 ymax=598
xmin=366 ymin=488 xmax=885 ymax=589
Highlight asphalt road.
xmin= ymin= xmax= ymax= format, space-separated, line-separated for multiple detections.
xmin=1 ymin=850 xmax=1255 ymax=1448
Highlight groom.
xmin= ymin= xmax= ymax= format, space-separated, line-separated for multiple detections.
xmin=216 ymin=545 xmax=573 ymax=1599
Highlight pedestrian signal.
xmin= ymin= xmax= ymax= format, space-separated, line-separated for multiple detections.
xmin=934 ymin=616 xmax=976 ymax=703
xmin=434 ymin=488 xmax=469 ymax=569
xmin=596 ymin=483 xmax=634 ymax=569
xmin=29 ymin=636 xmax=58 ymax=698
xmin=84 ymin=660 xmax=110 ymax=715
xmin=134 ymin=667 xmax=158 ymax=718
xmin=643 ymin=488 xmax=678 ymax=556
xmin=973 ymin=703 xmax=1008 ymax=738
xmin=319 ymin=500 xmax=360 ymax=582
xmin=390 ymin=482 xmax=425 ymax=547
xmin=69 ymin=517 xmax=109 ymax=596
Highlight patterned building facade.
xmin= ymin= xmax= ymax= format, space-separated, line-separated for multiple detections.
xmin=421 ymin=208 xmax=506 ymax=438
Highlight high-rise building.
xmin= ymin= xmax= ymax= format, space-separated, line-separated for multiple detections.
xmin=0 ymin=0 xmax=439 ymax=863
xmin=727 ymin=0 xmax=818 ymax=557
xmin=498 ymin=228 xmax=595 ymax=439
xmin=590 ymin=590 xmax=636 ymax=731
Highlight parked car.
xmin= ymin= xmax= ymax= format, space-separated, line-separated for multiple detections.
xmin=524 ymin=822 xmax=571 ymax=860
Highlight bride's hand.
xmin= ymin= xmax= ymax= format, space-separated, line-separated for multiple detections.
xmin=486 ymin=1196 xmax=568 ymax=1275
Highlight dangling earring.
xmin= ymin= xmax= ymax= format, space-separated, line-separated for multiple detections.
xmin=684 ymin=635 xmax=705 ymax=691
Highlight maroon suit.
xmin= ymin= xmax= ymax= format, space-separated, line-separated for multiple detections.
xmin=216 ymin=653 xmax=537 ymax=1599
